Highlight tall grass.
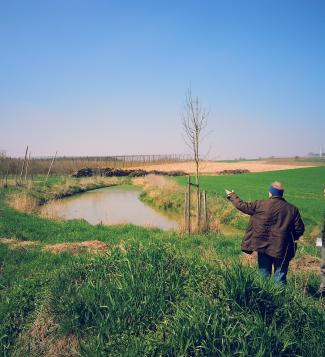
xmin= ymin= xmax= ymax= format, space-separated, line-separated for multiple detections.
xmin=7 ymin=191 xmax=39 ymax=213
xmin=2 ymin=242 xmax=323 ymax=356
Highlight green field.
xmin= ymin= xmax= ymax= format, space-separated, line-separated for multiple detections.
xmin=0 ymin=170 xmax=325 ymax=356
xmin=178 ymin=166 xmax=325 ymax=235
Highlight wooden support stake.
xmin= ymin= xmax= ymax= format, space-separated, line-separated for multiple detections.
xmin=203 ymin=190 xmax=208 ymax=233
xmin=184 ymin=191 xmax=188 ymax=233
xmin=197 ymin=188 xmax=201 ymax=232
xmin=187 ymin=176 xmax=191 ymax=235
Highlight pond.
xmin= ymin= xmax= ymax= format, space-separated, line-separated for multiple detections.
xmin=52 ymin=186 xmax=178 ymax=230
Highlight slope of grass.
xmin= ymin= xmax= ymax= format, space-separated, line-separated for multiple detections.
xmin=1 ymin=241 xmax=324 ymax=356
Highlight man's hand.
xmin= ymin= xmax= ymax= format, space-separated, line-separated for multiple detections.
xmin=225 ymin=189 xmax=234 ymax=197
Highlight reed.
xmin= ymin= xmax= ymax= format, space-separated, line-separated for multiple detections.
xmin=7 ymin=191 xmax=39 ymax=213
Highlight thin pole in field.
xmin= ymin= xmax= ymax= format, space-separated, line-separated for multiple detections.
xmin=24 ymin=151 xmax=31 ymax=182
xmin=45 ymin=151 xmax=58 ymax=182
xmin=4 ymin=158 xmax=10 ymax=188
xmin=187 ymin=175 xmax=191 ymax=235
xmin=19 ymin=145 xmax=29 ymax=184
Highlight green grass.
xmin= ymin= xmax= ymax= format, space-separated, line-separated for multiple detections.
xmin=1 ymin=241 xmax=324 ymax=356
xmin=1 ymin=172 xmax=325 ymax=356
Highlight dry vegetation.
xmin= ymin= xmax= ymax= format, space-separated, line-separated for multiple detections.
xmin=133 ymin=174 xmax=181 ymax=192
xmin=7 ymin=191 xmax=39 ymax=213
xmin=50 ymin=176 xmax=120 ymax=197
xmin=0 ymin=154 xmax=191 ymax=178
xmin=43 ymin=240 xmax=109 ymax=254
xmin=0 ymin=238 xmax=39 ymax=249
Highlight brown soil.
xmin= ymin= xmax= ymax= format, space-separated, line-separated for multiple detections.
xmin=17 ymin=310 xmax=79 ymax=357
xmin=241 ymin=252 xmax=321 ymax=274
xmin=291 ymin=255 xmax=321 ymax=273
xmin=43 ymin=240 xmax=109 ymax=254
xmin=127 ymin=160 xmax=315 ymax=174
xmin=0 ymin=237 xmax=38 ymax=249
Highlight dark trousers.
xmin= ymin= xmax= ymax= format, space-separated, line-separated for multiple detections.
xmin=320 ymin=246 xmax=325 ymax=293
xmin=257 ymin=252 xmax=290 ymax=285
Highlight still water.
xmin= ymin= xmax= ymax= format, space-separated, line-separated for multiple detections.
xmin=54 ymin=186 xmax=178 ymax=230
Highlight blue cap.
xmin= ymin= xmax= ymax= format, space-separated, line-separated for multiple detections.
xmin=269 ymin=185 xmax=284 ymax=197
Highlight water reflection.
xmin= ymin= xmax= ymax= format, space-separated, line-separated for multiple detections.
xmin=54 ymin=186 xmax=178 ymax=230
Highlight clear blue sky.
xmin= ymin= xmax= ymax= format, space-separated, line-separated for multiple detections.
xmin=0 ymin=0 xmax=324 ymax=158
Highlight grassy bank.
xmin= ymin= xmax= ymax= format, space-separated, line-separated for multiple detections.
xmin=1 ymin=173 xmax=325 ymax=356
xmin=0 ymin=236 xmax=324 ymax=356
xmin=5 ymin=175 xmax=128 ymax=214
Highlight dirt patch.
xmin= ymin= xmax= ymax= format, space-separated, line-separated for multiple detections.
xmin=240 ymin=252 xmax=321 ymax=274
xmin=127 ymin=160 xmax=315 ymax=174
xmin=0 ymin=237 xmax=124 ymax=255
xmin=43 ymin=240 xmax=109 ymax=254
xmin=217 ymin=169 xmax=250 ymax=175
xmin=0 ymin=237 xmax=38 ymax=249
xmin=17 ymin=310 xmax=79 ymax=357
xmin=291 ymin=256 xmax=321 ymax=274
xmin=47 ymin=335 xmax=79 ymax=357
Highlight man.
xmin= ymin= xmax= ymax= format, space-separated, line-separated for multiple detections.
xmin=225 ymin=182 xmax=305 ymax=285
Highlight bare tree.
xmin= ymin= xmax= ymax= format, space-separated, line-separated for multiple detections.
xmin=182 ymin=89 xmax=208 ymax=230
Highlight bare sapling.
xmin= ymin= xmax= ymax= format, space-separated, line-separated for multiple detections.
xmin=182 ymin=89 xmax=208 ymax=232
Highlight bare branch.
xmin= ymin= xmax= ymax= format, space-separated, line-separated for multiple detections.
xmin=181 ymin=88 xmax=209 ymax=185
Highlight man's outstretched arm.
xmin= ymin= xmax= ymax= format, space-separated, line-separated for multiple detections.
xmin=225 ymin=190 xmax=257 ymax=216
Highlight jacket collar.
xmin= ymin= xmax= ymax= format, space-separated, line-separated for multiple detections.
xmin=269 ymin=196 xmax=285 ymax=201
